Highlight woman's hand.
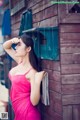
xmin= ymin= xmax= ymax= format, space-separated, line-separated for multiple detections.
xmin=11 ymin=38 xmax=20 ymax=44
xmin=35 ymin=71 xmax=47 ymax=83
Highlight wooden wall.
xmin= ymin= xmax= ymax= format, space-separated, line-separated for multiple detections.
xmin=60 ymin=24 xmax=80 ymax=120
xmin=4 ymin=0 xmax=80 ymax=120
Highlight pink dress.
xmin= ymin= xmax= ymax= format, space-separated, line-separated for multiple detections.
xmin=8 ymin=68 xmax=41 ymax=120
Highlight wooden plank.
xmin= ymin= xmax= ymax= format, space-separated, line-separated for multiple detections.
xmin=61 ymin=64 xmax=80 ymax=74
xmin=11 ymin=11 xmax=22 ymax=25
xmin=62 ymin=84 xmax=80 ymax=94
xmin=33 ymin=16 xmax=58 ymax=27
xmin=61 ymin=54 xmax=80 ymax=64
xmin=60 ymin=33 xmax=80 ymax=40
xmin=12 ymin=22 xmax=20 ymax=30
xmin=44 ymin=70 xmax=60 ymax=82
xmin=73 ymin=105 xmax=80 ymax=120
xmin=63 ymin=106 xmax=72 ymax=120
xmin=62 ymin=94 xmax=80 ymax=105
xmin=58 ymin=4 xmax=68 ymax=23
xmin=60 ymin=25 xmax=80 ymax=33
xmin=45 ymin=107 xmax=62 ymax=120
xmin=42 ymin=60 xmax=60 ymax=71
xmin=32 ymin=2 xmax=57 ymax=15
xmin=52 ymin=71 xmax=60 ymax=82
xmin=11 ymin=0 xmax=25 ymax=16
xmin=60 ymin=39 xmax=80 ymax=44
xmin=62 ymin=74 xmax=80 ymax=84
xmin=61 ymin=44 xmax=80 ymax=54
xmin=33 ymin=5 xmax=57 ymax=23
xmin=49 ymin=80 xmax=61 ymax=93
xmin=62 ymin=14 xmax=80 ymax=24
xmin=50 ymin=91 xmax=61 ymax=103
xmin=42 ymin=60 xmax=54 ymax=70
xmin=27 ymin=0 xmax=42 ymax=8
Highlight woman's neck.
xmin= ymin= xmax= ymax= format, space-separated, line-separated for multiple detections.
xmin=19 ymin=55 xmax=32 ymax=69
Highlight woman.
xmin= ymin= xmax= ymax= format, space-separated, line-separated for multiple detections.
xmin=3 ymin=33 xmax=46 ymax=120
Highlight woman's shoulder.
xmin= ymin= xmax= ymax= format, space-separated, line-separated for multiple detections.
xmin=9 ymin=65 xmax=18 ymax=73
xmin=29 ymin=70 xmax=46 ymax=82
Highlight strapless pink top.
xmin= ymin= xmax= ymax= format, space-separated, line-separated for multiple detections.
xmin=8 ymin=68 xmax=41 ymax=120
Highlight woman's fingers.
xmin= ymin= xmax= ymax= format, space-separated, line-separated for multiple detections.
xmin=11 ymin=38 xmax=20 ymax=44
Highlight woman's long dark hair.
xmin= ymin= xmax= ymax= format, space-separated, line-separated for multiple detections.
xmin=20 ymin=33 xmax=41 ymax=72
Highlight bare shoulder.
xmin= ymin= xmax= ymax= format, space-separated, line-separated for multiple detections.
xmin=26 ymin=69 xmax=37 ymax=80
xmin=27 ymin=69 xmax=47 ymax=83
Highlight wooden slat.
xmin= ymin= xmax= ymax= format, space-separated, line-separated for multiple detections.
xmin=49 ymin=80 xmax=61 ymax=93
xmin=44 ymin=70 xmax=60 ymax=82
xmin=61 ymin=54 xmax=80 ymax=64
xmin=11 ymin=11 xmax=22 ymax=25
xmin=48 ymin=97 xmax=62 ymax=116
xmin=51 ymin=71 xmax=60 ymax=82
xmin=33 ymin=5 xmax=57 ymax=23
xmin=60 ymin=33 xmax=80 ymax=40
xmin=62 ymin=94 xmax=80 ymax=105
xmin=50 ymin=91 xmax=61 ymax=104
xmin=33 ymin=16 xmax=58 ymax=27
xmin=58 ymin=4 xmax=67 ymax=23
xmin=42 ymin=60 xmax=54 ymax=70
xmin=73 ymin=105 xmax=80 ymax=120
xmin=32 ymin=2 xmax=57 ymax=15
xmin=62 ymin=84 xmax=80 ymax=94
xmin=62 ymin=74 xmax=80 ymax=84
xmin=27 ymin=0 xmax=42 ymax=8
xmin=12 ymin=22 xmax=20 ymax=30
xmin=60 ymin=38 xmax=80 ymax=44
xmin=45 ymin=106 xmax=62 ymax=120
xmin=61 ymin=44 xmax=80 ymax=54
xmin=42 ymin=60 xmax=60 ymax=71
xmin=60 ymin=25 xmax=80 ymax=33
xmin=62 ymin=14 xmax=80 ymax=24
xmin=61 ymin=64 xmax=80 ymax=74
xmin=63 ymin=106 xmax=72 ymax=120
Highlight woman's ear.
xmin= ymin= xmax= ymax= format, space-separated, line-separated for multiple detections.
xmin=26 ymin=46 xmax=31 ymax=52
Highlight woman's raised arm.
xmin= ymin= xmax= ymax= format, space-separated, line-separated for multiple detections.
xmin=3 ymin=38 xmax=20 ymax=64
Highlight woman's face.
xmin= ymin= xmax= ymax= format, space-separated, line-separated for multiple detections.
xmin=15 ymin=38 xmax=27 ymax=57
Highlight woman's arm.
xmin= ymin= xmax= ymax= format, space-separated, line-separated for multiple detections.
xmin=30 ymin=71 xmax=46 ymax=106
xmin=3 ymin=38 xmax=20 ymax=64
